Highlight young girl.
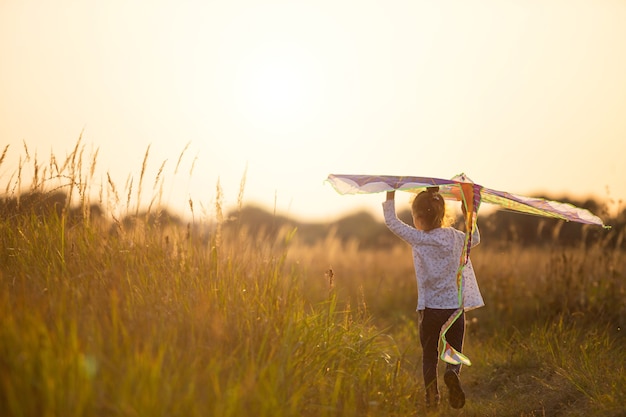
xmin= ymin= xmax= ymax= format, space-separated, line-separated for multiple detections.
xmin=382 ymin=188 xmax=484 ymax=409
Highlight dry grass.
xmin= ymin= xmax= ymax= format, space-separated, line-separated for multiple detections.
xmin=1 ymin=139 xmax=624 ymax=416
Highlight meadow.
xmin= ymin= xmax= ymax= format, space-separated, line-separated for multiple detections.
xmin=1 ymin=142 xmax=625 ymax=416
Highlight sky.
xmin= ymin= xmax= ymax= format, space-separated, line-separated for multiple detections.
xmin=1 ymin=0 xmax=625 ymax=223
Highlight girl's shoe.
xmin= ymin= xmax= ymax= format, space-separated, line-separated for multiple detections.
xmin=444 ymin=369 xmax=465 ymax=409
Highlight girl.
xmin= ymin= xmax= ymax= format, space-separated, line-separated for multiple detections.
xmin=382 ymin=188 xmax=484 ymax=409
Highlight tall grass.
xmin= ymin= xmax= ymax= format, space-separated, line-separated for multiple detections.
xmin=1 ymin=139 xmax=625 ymax=416
xmin=0 ymin=140 xmax=413 ymax=417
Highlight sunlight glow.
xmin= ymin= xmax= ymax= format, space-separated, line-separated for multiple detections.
xmin=1 ymin=0 xmax=626 ymax=221
xmin=233 ymin=41 xmax=322 ymax=134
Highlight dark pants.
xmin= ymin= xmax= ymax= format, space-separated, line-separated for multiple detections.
xmin=419 ymin=308 xmax=465 ymax=390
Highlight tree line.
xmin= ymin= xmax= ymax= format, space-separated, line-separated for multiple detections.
xmin=225 ymin=198 xmax=623 ymax=249
xmin=1 ymin=191 xmax=623 ymax=249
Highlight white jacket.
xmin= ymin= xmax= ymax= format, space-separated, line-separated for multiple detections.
xmin=383 ymin=199 xmax=485 ymax=311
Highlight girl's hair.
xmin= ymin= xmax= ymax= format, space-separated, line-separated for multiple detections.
xmin=412 ymin=187 xmax=445 ymax=231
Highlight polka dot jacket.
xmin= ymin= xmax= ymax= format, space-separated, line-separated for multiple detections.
xmin=383 ymin=199 xmax=485 ymax=311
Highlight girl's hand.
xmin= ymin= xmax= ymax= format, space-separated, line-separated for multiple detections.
xmin=386 ymin=190 xmax=395 ymax=201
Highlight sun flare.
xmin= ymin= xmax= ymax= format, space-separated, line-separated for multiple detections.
xmin=233 ymin=42 xmax=321 ymax=134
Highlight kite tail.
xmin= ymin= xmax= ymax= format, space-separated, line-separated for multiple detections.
xmin=439 ymin=182 xmax=481 ymax=366
xmin=439 ymin=307 xmax=470 ymax=365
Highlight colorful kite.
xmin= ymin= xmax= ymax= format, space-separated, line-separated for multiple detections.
xmin=326 ymin=173 xmax=608 ymax=365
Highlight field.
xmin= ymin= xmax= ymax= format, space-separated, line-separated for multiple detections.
xmin=1 ymin=143 xmax=625 ymax=416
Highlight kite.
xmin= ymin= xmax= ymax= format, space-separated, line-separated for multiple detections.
xmin=326 ymin=173 xmax=608 ymax=366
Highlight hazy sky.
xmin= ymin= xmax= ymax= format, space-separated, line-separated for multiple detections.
xmin=2 ymin=0 xmax=625 ymax=222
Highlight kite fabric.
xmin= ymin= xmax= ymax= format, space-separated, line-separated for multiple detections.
xmin=326 ymin=173 xmax=608 ymax=366
xmin=326 ymin=173 xmax=608 ymax=227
